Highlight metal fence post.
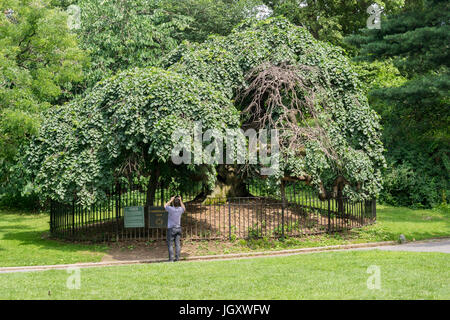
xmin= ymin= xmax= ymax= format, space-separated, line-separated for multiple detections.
xmin=72 ymin=199 xmax=75 ymax=239
xmin=115 ymin=183 xmax=120 ymax=241
xmin=327 ymin=198 xmax=331 ymax=233
xmin=281 ymin=181 xmax=285 ymax=240
xmin=50 ymin=200 xmax=54 ymax=234
xmin=228 ymin=199 xmax=231 ymax=241
xmin=372 ymin=198 xmax=377 ymax=222
xmin=360 ymin=201 xmax=364 ymax=226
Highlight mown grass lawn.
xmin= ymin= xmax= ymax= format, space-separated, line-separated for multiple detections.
xmin=0 ymin=250 xmax=448 ymax=300
xmin=366 ymin=205 xmax=450 ymax=241
xmin=0 ymin=209 xmax=108 ymax=267
xmin=0 ymin=204 xmax=448 ymax=267
xmin=222 ymin=204 xmax=450 ymax=252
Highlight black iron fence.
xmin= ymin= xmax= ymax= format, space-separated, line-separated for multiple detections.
xmin=50 ymin=181 xmax=376 ymax=242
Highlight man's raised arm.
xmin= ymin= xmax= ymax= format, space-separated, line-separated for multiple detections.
xmin=179 ymin=197 xmax=186 ymax=211
xmin=165 ymin=196 xmax=175 ymax=208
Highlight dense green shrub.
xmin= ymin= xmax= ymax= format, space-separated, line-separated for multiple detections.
xmin=380 ymin=147 xmax=449 ymax=208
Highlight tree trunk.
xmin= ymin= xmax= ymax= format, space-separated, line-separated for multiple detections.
xmin=281 ymin=180 xmax=286 ymax=210
xmin=336 ymin=182 xmax=345 ymax=218
xmin=146 ymin=165 xmax=160 ymax=206
xmin=204 ymin=165 xmax=249 ymax=202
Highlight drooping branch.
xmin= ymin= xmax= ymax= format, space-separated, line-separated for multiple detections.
xmin=237 ymin=62 xmax=338 ymax=162
xmin=116 ymin=152 xmax=144 ymax=178
xmin=235 ymin=63 xmax=362 ymax=199
xmin=282 ymin=175 xmax=352 ymax=200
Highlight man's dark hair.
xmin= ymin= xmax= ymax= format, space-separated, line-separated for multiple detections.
xmin=173 ymin=197 xmax=181 ymax=207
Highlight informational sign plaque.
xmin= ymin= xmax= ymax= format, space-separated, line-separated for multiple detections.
xmin=148 ymin=206 xmax=168 ymax=229
xmin=124 ymin=206 xmax=145 ymax=228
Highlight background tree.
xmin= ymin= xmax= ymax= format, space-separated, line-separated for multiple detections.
xmin=73 ymin=0 xmax=192 ymax=87
xmin=0 ymin=0 xmax=87 ymax=208
xmin=263 ymin=0 xmax=405 ymax=48
xmin=162 ymin=0 xmax=263 ymax=43
xmin=347 ymin=0 xmax=449 ymax=207
xmin=58 ymin=0 xmax=264 ymax=87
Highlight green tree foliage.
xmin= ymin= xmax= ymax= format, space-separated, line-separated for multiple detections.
xmin=165 ymin=17 xmax=386 ymax=200
xmin=26 ymin=67 xmax=240 ymax=204
xmin=28 ymin=18 xmax=385 ymax=205
xmin=264 ymin=0 xmax=405 ymax=48
xmin=1 ymin=0 xmax=264 ymax=208
xmin=74 ymin=0 xmax=192 ymax=87
xmin=162 ymin=0 xmax=263 ymax=43
xmin=347 ymin=0 xmax=449 ymax=207
xmin=66 ymin=0 xmax=262 ymax=87
xmin=0 ymin=0 xmax=87 ymax=207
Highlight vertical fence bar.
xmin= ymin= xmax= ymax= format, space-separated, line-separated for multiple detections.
xmin=371 ymin=199 xmax=377 ymax=223
xmin=50 ymin=201 xmax=54 ymax=235
xmin=72 ymin=199 xmax=75 ymax=239
xmin=361 ymin=200 xmax=364 ymax=227
xmin=228 ymin=199 xmax=231 ymax=241
xmin=281 ymin=182 xmax=285 ymax=240
xmin=115 ymin=183 xmax=120 ymax=241
xmin=327 ymin=198 xmax=331 ymax=233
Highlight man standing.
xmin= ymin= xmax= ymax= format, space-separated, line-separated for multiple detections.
xmin=164 ymin=195 xmax=185 ymax=262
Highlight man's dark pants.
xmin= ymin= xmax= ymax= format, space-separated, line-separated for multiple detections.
xmin=167 ymin=227 xmax=182 ymax=261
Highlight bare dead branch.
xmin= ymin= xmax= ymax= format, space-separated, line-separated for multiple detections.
xmin=236 ymin=62 xmax=339 ymax=176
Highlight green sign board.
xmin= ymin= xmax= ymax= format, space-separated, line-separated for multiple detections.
xmin=148 ymin=206 xmax=168 ymax=229
xmin=124 ymin=206 xmax=145 ymax=228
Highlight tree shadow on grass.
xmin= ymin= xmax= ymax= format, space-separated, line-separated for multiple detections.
xmin=1 ymin=230 xmax=108 ymax=253
xmin=0 ymin=224 xmax=34 ymax=231
xmin=0 ymin=210 xmax=47 ymax=219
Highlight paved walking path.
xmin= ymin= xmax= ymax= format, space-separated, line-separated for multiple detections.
xmin=0 ymin=238 xmax=448 ymax=274
xmin=360 ymin=238 xmax=450 ymax=253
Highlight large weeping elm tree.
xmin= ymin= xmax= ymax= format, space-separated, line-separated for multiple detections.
xmin=27 ymin=17 xmax=385 ymax=205
xmin=164 ymin=17 xmax=386 ymax=201
xmin=26 ymin=68 xmax=241 ymax=205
